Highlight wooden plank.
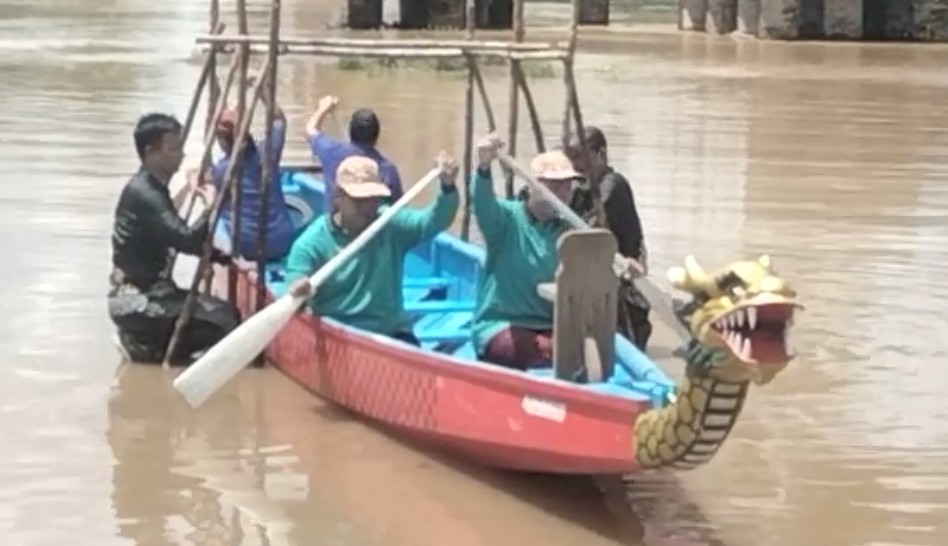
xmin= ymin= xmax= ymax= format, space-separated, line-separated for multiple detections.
xmin=551 ymin=229 xmax=617 ymax=383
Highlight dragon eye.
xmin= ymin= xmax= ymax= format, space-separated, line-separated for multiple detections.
xmin=715 ymin=272 xmax=745 ymax=293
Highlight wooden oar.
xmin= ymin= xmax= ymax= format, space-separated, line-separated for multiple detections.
xmin=173 ymin=166 xmax=444 ymax=408
xmin=498 ymin=153 xmax=692 ymax=343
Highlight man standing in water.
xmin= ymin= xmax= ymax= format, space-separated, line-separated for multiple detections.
xmin=304 ymin=95 xmax=404 ymax=210
xmin=108 ymin=113 xmax=240 ymax=365
xmin=567 ymin=126 xmax=652 ymax=352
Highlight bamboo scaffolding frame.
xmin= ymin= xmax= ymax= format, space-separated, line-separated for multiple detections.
xmin=166 ymin=0 xmax=594 ymax=358
xmin=202 ymin=43 xmax=568 ymax=60
xmin=163 ymin=56 xmax=272 ymax=367
xmin=196 ymin=34 xmax=566 ymax=52
xmin=166 ymin=51 xmax=244 ymax=278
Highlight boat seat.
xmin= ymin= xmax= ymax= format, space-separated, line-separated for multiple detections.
xmin=404 ymin=276 xmax=450 ymax=289
xmin=542 ymin=229 xmax=618 ymax=384
xmin=405 ymin=300 xmax=476 ymax=313
xmin=416 ymin=329 xmax=472 ymax=344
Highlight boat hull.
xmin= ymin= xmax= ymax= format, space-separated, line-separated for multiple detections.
xmin=221 ymin=268 xmax=649 ymax=475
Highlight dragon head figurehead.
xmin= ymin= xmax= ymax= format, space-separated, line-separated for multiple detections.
xmin=668 ymin=255 xmax=801 ymax=386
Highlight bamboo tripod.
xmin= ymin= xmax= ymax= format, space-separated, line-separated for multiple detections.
xmin=162 ymin=0 xmax=599 ymax=367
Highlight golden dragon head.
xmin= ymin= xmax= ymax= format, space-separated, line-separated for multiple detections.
xmin=668 ymin=255 xmax=801 ymax=385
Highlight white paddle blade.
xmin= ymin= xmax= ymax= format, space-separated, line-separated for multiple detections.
xmin=173 ymin=294 xmax=303 ymax=408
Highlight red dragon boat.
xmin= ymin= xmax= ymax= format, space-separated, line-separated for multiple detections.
xmin=212 ymin=168 xmax=800 ymax=476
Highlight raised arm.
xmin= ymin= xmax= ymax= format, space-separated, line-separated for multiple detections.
xmin=305 ymin=95 xmax=346 ymax=170
xmin=388 ymin=152 xmax=460 ymax=249
xmin=471 ymin=133 xmax=511 ymax=244
xmin=305 ymin=95 xmax=339 ymax=141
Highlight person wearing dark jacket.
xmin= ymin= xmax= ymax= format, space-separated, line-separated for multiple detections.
xmin=566 ymin=126 xmax=653 ymax=352
xmin=108 ymin=113 xmax=240 ymax=365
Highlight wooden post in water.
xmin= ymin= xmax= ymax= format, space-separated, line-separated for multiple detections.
xmin=561 ymin=0 xmax=580 ymax=147
xmin=460 ymin=0 xmax=476 ymax=241
xmin=470 ymin=61 xmax=496 ymax=132
xmin=229 ymin=0 xmax=251 ymax=305
xmin=163 ymin=59 xmax=272 ymax=368
xmin=255 ymin=0 xmax=282 ymax=312
xmin=182 ymin=22 xmax=224 ymax=145
xmin=563 ymin=0 xmax=605 ymax=228
xmin=514 ymin=63 xmax=545 ymax=154
xmin=503 ymin=0 xmax=525 ymax=199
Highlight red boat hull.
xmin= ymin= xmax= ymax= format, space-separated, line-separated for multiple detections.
xmin=226 ymin=269 xmax=649 ymax=475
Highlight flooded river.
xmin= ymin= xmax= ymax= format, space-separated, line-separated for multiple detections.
xmin=2 ymin=0 xmax=947 ymax=544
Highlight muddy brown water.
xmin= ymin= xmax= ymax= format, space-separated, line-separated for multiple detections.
xmin=1 ymin=0 xmax=947 ymax=544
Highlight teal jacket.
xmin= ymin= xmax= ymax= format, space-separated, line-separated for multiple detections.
xmin=285 ymin=186 xmax=459 ymax=335
xmin=470 ymin=168 xmax=569 ymax=354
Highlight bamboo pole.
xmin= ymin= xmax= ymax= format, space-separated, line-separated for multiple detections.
xmin=165 ymin=51 xmax=244 ymax=278
xmin=563 ymin=0 xmax=606 ymax=229
xmin=196 ymin=34 xmax=563 ymax=52
xmin=503 ymin=0 xmax=526 ymax=199
xmin=562 ymin=0 xmax=581 ymax=147
xmin=202 ymin=44 xmax=567 ymax=60
xmin=205 ymin=0 xmax=222 ymax=136
xmin=229 ymin=0 xmax=251 ymax=305
xmin=255 ymin=0 xmax=282 ymax=313
xmin=162 ymin=57 xmax=272 ymax=368
xmin=469 ymin=61 xmax=496 ymax=132
xmin=183 ymin=22 xmax=225 ymax=143
xmin=460 ymin=0 xmax=476 ymax=241
xmin=514 ymin=63 xmax=545 ymax=154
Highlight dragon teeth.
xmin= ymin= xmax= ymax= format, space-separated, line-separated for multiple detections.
xmin=740 ymin=336 xmax=752 ymax=360
xmin=747 ymin=307 xmax=757 ymax=330
xmin=736 ymin=309 xmax=745 ymax=328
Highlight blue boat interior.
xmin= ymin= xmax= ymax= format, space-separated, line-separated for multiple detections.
xmin=218 ymin=168 xmax=678 ymax=407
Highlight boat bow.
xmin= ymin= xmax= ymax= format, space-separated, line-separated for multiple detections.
xmin=633 ymin=255 xmax=801 ymax=470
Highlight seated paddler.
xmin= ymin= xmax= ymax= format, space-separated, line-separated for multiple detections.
xmin=469 ymin=134 xmax=577 ymax=370
xmin=109 ymin=113 xmax=240 ymax=365
xmin=211 ymin=75 xmax=296 ymax=261
xmin=285 ymin=152 xmax=460 ymax=345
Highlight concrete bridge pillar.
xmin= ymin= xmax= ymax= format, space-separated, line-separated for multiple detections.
xmin=758 ymin=0 xmax=800 ymax=38
xmin=679 ymin=0 xmax=707 ymax=31
xmin=824 ymin=0 xmax=862 ymax=37
xmin=915 ymin=0 xmax=948 ymax=39
xmin=737 ymin=0 xmax=761 ymax=35
xmin=707 ymin=0 xmax=738 ymax=33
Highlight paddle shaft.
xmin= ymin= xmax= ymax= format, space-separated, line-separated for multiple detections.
xmin=497 ymin=153 xmax=692 ymax=343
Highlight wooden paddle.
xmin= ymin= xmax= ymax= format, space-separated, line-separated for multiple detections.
xmin=173 ymin=166 xmax=444 ymax=408
xmin=497 ymin=153 xmax=692 ymax=343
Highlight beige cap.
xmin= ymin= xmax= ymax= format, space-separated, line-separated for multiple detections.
xmin=530 ymin=150 xmax=581 ymax=181
xmin=335 ymin=156 xmax=392 ymax=198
